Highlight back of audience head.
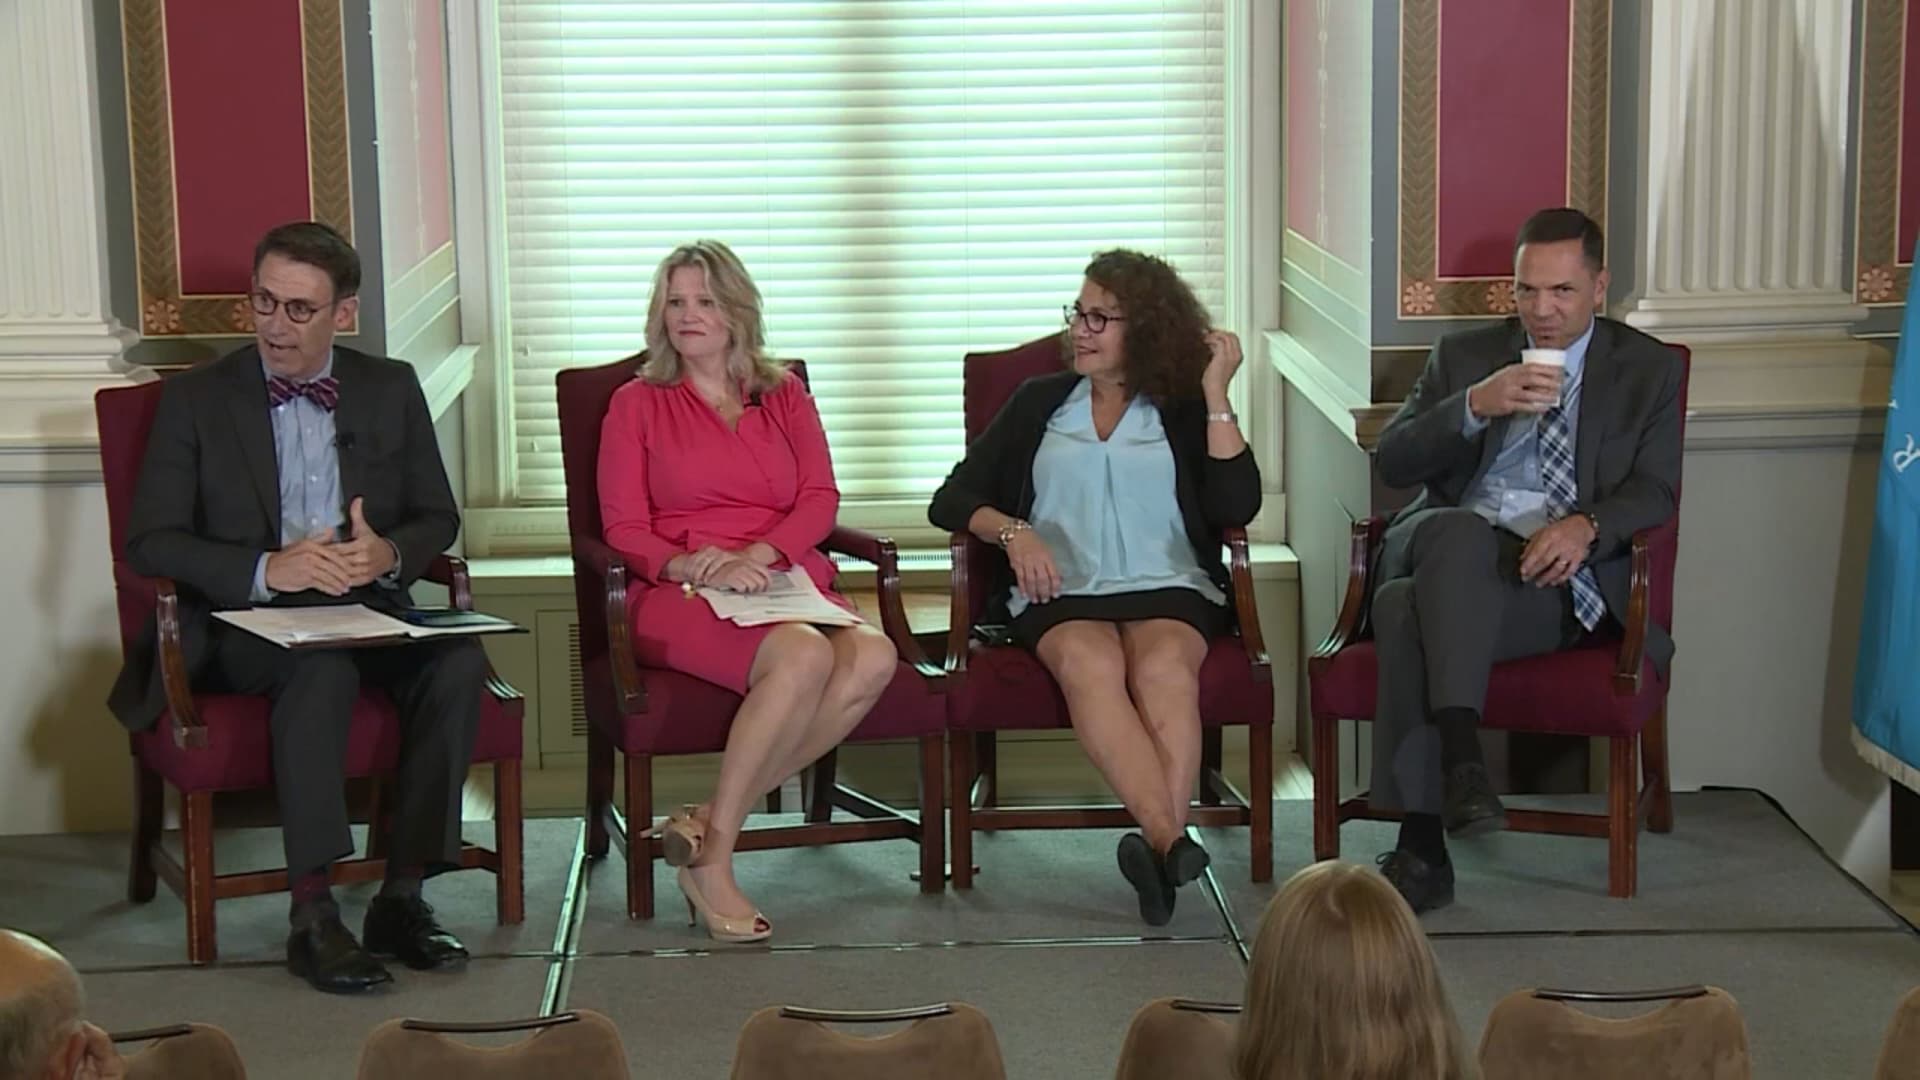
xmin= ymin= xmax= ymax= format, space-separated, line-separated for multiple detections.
xmin=1235 ymin=861 xmax=1474 ymax=1080
xmin=0 ymin=929 xmax=120 ymax=1080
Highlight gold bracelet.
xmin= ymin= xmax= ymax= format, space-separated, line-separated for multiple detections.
xmin=996 ymin=519 xmax=1032 ymax=548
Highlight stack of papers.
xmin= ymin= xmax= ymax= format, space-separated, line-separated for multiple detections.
xmin=213 ymin=604 xmax=523 ymax=648
xmin=696 ymin=567 xmax=863 ymax=627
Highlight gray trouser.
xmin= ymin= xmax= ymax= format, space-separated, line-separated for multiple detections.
xmin=1369 ymin=508 xmax=1585 ymax=814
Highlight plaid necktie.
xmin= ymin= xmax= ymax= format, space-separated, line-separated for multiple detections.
xmin=1538 ymin=380 xmax=1605 ymax=631
xmin=267 ymin=374 xmax=339 ymax=412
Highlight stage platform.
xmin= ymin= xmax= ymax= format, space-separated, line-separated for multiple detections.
xmin=2 ymin=789 xmax=1913 ymax=1077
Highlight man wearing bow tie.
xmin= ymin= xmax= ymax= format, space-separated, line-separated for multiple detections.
xmin=108 ymin=222 xmax=482 ymax=993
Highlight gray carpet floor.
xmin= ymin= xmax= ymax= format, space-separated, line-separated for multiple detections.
xmin=3 ymin=789 xmax=1914 ymax=1078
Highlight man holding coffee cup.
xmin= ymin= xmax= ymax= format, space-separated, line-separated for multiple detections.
xmin=1364 ymin=207 xmax=1684 ymax=913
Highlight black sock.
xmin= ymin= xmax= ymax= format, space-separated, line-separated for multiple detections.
xmin=1397 ymin=813 xmax=1449 ymax=866
xmin=1433 ymin=706 xmax=1483 ymax=772
xmin=378 ymin=865 xmax=423 ymax=901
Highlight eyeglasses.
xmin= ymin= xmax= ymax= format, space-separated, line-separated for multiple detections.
xmin=249 ymin=288 xmax=337 ymax=325
xmin=1064 ymin=304 xmax=1126 ymax=333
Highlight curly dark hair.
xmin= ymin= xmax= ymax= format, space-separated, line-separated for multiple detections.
xmin=1076 ymin=248 xmax=1213 ymax=401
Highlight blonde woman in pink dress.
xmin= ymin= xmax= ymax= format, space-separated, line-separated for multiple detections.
xmin=596 ymin=240 xmax=897 ymax=944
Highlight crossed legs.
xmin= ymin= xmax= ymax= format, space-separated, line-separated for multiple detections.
xmin=684 ymin=622 xmax=897 ymax=922
xmin=1034 ymin=618 xmax=1209 ymax=854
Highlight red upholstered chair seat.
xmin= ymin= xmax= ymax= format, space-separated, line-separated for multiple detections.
xmin=1309 ymin=641 xmax=1663 ymax=740
xmin=134 ymin=693 xmax=523 ymax=795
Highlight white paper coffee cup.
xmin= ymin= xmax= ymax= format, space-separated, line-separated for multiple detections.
xmin=1519 ymin=348 xmax=1566 ymax=413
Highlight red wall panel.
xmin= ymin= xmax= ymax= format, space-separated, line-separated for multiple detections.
xmin=1434 ymin=0 xmax=1572 ymax=279
xmin=165 ymin=0 xmax=311 ymax=295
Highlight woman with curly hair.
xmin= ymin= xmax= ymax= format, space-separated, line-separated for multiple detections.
xmin=928 ymin=249 xmax=1260 ymax=925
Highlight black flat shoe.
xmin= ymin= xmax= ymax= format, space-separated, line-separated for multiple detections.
xmin=1376 ymin=849 xmax=1456 ymax=914
xmin=1117 ymin=832 xmax=1176 ymax=927
xmin=363 ymin=896 xmax=469 ymax=972
xmin=1163 ymin=836 xmax=1211 ymax=887
xmin=1441 ymin=762 xmax=1508 ymax=836
xmin=287 ymin=916 xmax=393 ymax=994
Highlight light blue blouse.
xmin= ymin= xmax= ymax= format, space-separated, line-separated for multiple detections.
xmin=1009 ymin=378 xmax=1224 ymax=618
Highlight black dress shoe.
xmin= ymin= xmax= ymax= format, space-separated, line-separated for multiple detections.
xmin=286 ymin=916 xmax=393 ymax=994
xmin=363 ymin=896 xmax=470 ymax=971
xmin=1117 ymin=832 xmax=1176 ymax=927
xmin=1441 ymin=762 xmax=1507 ymax=836
xmin=1163 ymin=836 xmax=1211 ymax=887
xmin=1376 ymin=849 xmax=1455 ymax=914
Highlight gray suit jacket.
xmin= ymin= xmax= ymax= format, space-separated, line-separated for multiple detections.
xmin=106 ymin=346 xmax=460 ymax=731
xmin=1373 ymin=316 xmax=1684 ymax=676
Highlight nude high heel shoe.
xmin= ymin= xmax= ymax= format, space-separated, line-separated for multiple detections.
xmin=676 ymin=868 xmax=771 ymax=944
xmin=639 ymin=804 xmax=706 ymax=867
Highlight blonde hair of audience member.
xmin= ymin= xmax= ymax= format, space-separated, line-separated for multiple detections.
xmin=1235 ymin=862 xmax=1474 ymax=1080
xmin=0 ymin=930 xmax=124 ymax=1080
xmin=639 ymin=239 xmax=786 ymax=394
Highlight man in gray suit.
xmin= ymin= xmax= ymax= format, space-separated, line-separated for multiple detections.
xmin=108 ymin=223 xmax=482 ymax=991
xmin=1369 ymin=208 xmax=1683 ymax=912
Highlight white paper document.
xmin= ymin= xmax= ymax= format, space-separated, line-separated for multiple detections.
xmin=213 ymin=604 xmax=522 ymax=648
xmin=695 ymin=567 xmax=863 ymax=628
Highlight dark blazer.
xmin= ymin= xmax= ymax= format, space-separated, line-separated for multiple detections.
xmin=107 ymin=345 xmax=460 ymax=730
xmin=1373 ymin=316 xmax=1683 ymax=675
xmin=927 ymin=371 xmax=1262 ymax=626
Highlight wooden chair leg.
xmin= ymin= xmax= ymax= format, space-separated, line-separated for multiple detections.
xmin=494 ymin=757 xmax=525 ymax=925
xmin=586 ymin=722 xmax=613 ymax=859
xmin=1249 ymin=720 xmax=1273 ymax=883
xmin=1608 ymin=735 xmax=1638 ymax=899
xmin=766 ymin=787 xmax=783 ymax=814
xmin=950 ymin=732 xmax=976 ymax=889
xmin=365 ymin=777 xmax=392 ymax=860
xmin=1199 ymin=727 xmax=1224 ymax=806
xmin=625 ymin=752 xmax=655 ymax=920
xmin=1643 ymin=701 xmax=1674 ymax=833
xmin=129 ymin=760 xmax=161 ymax=903
xmin=805 ymin=749 xmax=838 ymax=824
xmin=974 ymin=731 xmax=997 ymax=806
xmin=1311 ymin=711 xmax=1341 ymax=861
xmin=182 ymin=790 xmax=217 ymax=966
xmin=918 ymin=733 xmax=945 ymax=894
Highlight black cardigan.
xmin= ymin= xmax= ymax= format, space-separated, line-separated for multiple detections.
xmin=927 ymin=371 xmax=1262 ymax=626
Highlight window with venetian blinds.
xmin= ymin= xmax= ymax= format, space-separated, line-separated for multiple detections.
xmin=498 ymin=1 xmax=1228 ymax=513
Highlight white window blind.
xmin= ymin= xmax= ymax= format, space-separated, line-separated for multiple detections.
xmin=498 ymin=1 xmax=1228 ymax=509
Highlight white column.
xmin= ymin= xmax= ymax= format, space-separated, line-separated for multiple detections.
xmin=1621 ymin=0 xmax=1864 ymax=342
xmin=0 ymin=1 xmax=141 ymax=478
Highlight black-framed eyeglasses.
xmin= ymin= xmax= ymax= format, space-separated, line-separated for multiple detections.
xmin=249 ymin=288 xmax=337 ymax=325
xmin=1064 ymin=304 xmax=1126 ymax=333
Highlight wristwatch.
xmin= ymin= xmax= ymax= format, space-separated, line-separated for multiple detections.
xmin=996 ymin=519 xmax=1033 ymax=548
xmin=1580 ymin=511 xmax=1600 ymax=547
xmin=1206 ymin=410 xmax=1238 ymax=424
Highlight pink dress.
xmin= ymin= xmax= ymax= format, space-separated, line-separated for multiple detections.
xmin=597 ymin=369 xmax=856 ymax=693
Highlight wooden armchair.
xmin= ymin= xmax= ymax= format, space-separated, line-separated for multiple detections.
xmin=556 ymin=356 xmax=948 ymax=920
xmin=1306 ymin=345 xmax=1690 ymax=898
xmin=95 ymin=380 xmax=525 ymax=965
xmin=941 ymin=334 xmax=1275 ymax=888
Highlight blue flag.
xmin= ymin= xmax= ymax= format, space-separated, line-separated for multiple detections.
xmin=1855 ymin=240 xmax=1920 ymax=790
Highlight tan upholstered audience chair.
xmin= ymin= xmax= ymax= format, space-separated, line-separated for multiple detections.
xmin=1112 ymin=998 xmax=1237 ymax=1080
xmin=1478 ymin=985 xmax=1750 ymax=1080
xmin=1874 ymin=986 xmax=1920 ymax=1080
xmin=728 ymin=1003 xmax=1007 ymax=1080
xmin=113 ymin=1024 xmax=246 ymax=1080
xmin=353 ymin=1012 xmax=628 ymax=1080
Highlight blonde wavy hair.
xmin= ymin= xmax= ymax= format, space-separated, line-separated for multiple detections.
xmin=639 ymin=240 xmax=786 ymax=393
xmin=1235 ymin=861 xmax=1475 ymax=1080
